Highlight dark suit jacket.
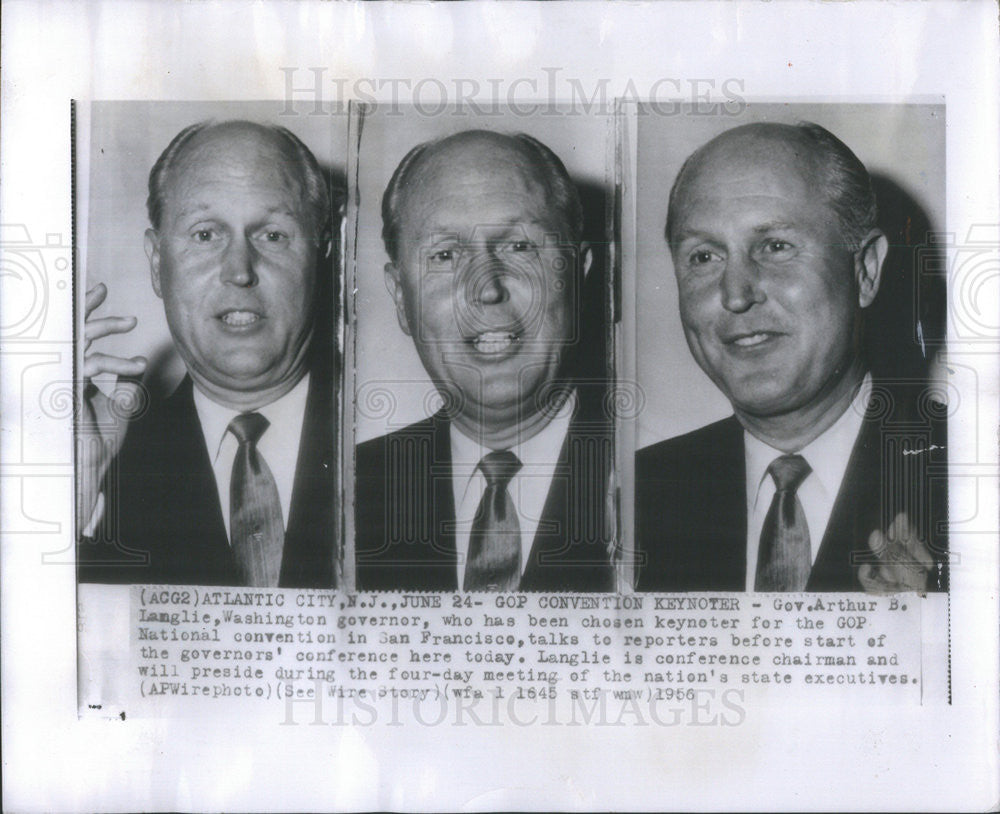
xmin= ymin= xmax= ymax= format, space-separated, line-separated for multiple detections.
xmin=78 ymin=353 xmax=337 ymax=587
xmin=355 ymin=392 xmax=616 ymax=592
xmin=635 ymin=380 xmax=948 ymax=592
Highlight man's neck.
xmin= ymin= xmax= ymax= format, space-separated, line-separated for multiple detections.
xmin=735 ymin=362 xmax=869 ymax=453
xmin=449 ymin=386 xmax=574 ymax=451
xmin=191 ymin=369 xmax=310 ymax=413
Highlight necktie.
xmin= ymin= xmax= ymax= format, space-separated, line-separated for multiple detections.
xmin=229 ymin=412 xmax=284 ymax=587
xmin=463 ymin=450 xmax=522 ymax=592
xmin=755 ymin=454 xmax=812 ymax=591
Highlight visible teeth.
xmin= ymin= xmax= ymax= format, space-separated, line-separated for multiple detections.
xmin=473 ymin=332 xmax=517 ymax=353
xmin=734 ymin=333 xmax=770 ymax=347
xmin=221 ymin=311 xmax=260 ymax=326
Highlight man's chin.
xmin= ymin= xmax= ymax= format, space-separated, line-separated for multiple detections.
xmin=456 ymin=384 xmax=561 ymax=423
xmin=192 ymin=360 xmax=304 ymax=397
xmin=723 ymin=380 xmax=799 ymax=419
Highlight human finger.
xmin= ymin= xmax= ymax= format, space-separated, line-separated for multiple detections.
xmin=889 ymin=513 xmax=933 ymax=573
xmin=886 ymin=512 xmax=903 ymax=544
xmin=84 ymin=315 xmax=138 ymax=348
xmin=867 ymin=527 xmax=886 ymax=556
xmin=84 ymin=283 xmax=108 ymax=319
xmin=83 ymin=353 xmax=147 ymax=381
xmin=893 ymin=512 xmax=911 ymax=544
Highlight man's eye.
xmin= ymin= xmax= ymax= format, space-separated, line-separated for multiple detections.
xmin=262 ymin=230 xmax=288 ymax=243
xmin=192 ymin=229 xmax=217 ymax=242
xmin=688 ymin=249 xmax=718 ymax=266
xmin=428 ymin=249 xmax=455 ymax=264
xmin=763 ymin=239 xmax=792 ymax=253
xmin=508 ymin=240 xmax=536 ymax=253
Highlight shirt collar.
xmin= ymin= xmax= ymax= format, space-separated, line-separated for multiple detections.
xmin=745 ymin=373 xmax=872 ymax=509
xmin=450 ymin=389 xmax=577 ymax=502
xmin=192 ymin=373 xmax=312 ymax=462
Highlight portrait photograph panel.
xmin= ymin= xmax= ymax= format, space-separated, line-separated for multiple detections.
xmin=620 ymin=101 xmax=949 ymax=594
xmin=76 ymin=101 xmax=346 ymax=589
xmin=345 ymin=102 xmax=618 ymax=592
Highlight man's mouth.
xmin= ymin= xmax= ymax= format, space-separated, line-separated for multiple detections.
xmin=218 ymin=309 xmax=263 ymax=328
xmin=723 ymin=330 xmax=783 ymax=348
xmin=470 ymin=331 xmax=519 ymax=354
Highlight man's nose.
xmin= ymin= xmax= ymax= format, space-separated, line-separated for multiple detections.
xmin=468 ymin=252 xmax=511 ymax=306
xmin=219 ymin=238 xmax=257 ymax=287
xmin=720 ymin=253 xmax=765 ymax=313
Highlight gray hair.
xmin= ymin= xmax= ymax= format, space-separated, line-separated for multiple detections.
xmin=146 ymin=119 xmax=331 ymax=239
xmin=666 ymin=120 xmax=878 ymax=252
xmin=381 ymin=130 xmax=584 ymax=264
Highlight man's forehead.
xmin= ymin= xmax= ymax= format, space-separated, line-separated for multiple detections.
xmin=168 ymin=123 xmax=292 ymax=182
xmin=692 ymin=133 xmax=814 ymax=189
xmin=400 ymin=160 xmax=552 ymax=230
xmin=412 ymin=142 xmax=541 ymax=195
xmin=163 ymin=128 xmax=303 ymax=205
xmin=675 ymin=139 xmax=822 ymax=220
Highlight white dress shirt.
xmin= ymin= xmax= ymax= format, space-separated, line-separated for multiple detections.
xmin=743 ymin=374 xmax=872 ymax=591
xmin=450 ymin=391 xmax=576 ymax=589
xmin=193 ymin=374 xmax=310 ymax=542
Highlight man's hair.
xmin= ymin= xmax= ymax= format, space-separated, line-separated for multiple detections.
xmin=380 ymin=130 xmax=584 ymax=264
xmin=665 ymin=121 xmax=879 ymax=253
xmin=146 ymin=120 xmax=331 ymax=239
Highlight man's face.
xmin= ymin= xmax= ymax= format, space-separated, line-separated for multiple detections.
xmin=145 ymin=125 xmax=320 ymax=406
xmin=669 ymin=136 xmax=882 ymax=422
xmin=386 ymin=137 xmax=589 ymax=435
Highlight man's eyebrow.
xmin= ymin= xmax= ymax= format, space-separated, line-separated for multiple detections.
xmin=751 ymin=220 xmax=797 ymax=234
xmin=424 ymin=218 xmax=552 ymax=232
xmin=423 ymin=230 xmax=460 ymax=244
xmin=173 ymin=203 xmax=211 ymax=220
xmin=172 ymin=203 xmax=300 ymax=221
xmin=509 ymin=217 xmax=563 ymax=231
xmin=263 ymin=203 xmax=299 ymax=215
xmin=672 ymin=227 xmax=718 ymax=244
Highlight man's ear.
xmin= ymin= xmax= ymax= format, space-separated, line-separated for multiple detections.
xmin=579 ymin=241 xmax=594 ymax=281
xmin=855 ymin=229 xmax=888 ymax=308
xmin=384 ymin=262 xmax=412 ymax=336
xmin=144 ymin=229 xmax=163 ymax=298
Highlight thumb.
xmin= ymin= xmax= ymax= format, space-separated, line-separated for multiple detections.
xmin=108 ymin=377 xmax=148 ymax=428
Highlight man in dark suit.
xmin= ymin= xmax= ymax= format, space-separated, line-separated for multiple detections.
xmin=78 ymin=120 xmax=337 ymax=587
xmin=355 ymin=130 xmax=614 ymax=592
xmin=636 ymin=122 xmax=947 ymax=593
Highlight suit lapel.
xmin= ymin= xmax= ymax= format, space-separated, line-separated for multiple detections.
xmin=710 ymin=418 xmax=748 ymax=590
xmin=519 ymin=430 xmax=573 ymax=590
xmin=396 ymin=412 xmax=458 ymax=590
xmin=387 ymin=412 xmax=459 ymax=590
xmin=635 ymin=416 xmax=746 ymax=592
xmin=807 ymin=380 xmax=947 ymax=591
xmin=280 ymin=359 xmax=337 ymax=588
xmin=519 ymin=393 xmax=614 ymax=592
xmin=806 ymin=409 xmax=879 ymax=591
xmin=354 ymin=413 xmax=459 ymax=590
xmin=159 ymin=378 xmax=239 ymax=583
xmin=429 ymin=413 xmax=460 ymax=588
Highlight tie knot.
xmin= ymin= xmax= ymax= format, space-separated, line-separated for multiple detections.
xmin=479 ymin=450 xmax=522 ymax=488
xmin=767 ymin=454 xmax=811 ymax=492
xmin=229 ymin=412 xmax=269 ymax=446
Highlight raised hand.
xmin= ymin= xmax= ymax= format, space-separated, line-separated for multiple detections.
xmin=77 ymin=283 xmax=147 ymax=531
xmin=858 ymin=512 xmax=934 ymax=593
